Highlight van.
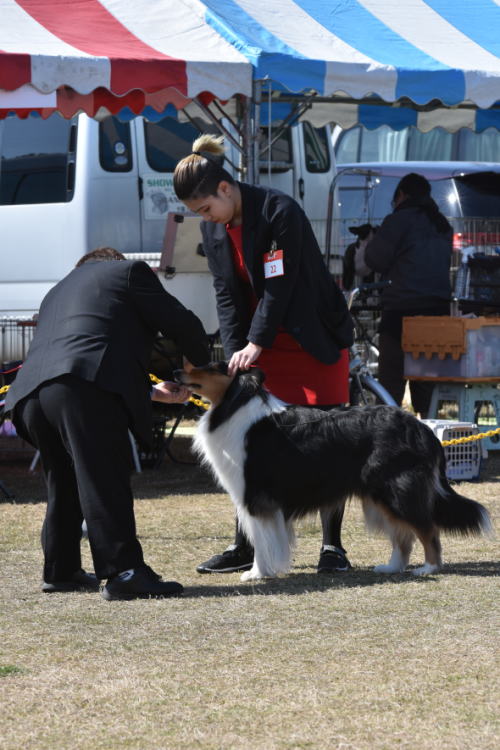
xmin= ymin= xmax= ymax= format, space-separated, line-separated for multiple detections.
xmin=0 ymin=112 xmax=336 ymax=354
xmin=331 ymin=161 xmax=500 ymax=270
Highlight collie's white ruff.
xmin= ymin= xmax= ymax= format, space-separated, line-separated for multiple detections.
xmin=193 ymin=392 xmax=295 ymax=580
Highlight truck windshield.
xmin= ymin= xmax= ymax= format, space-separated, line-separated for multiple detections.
xmin=0 ymin=114 xmax=76 ymax=204
xmin=336 ymin=174 xmax=460 ymax=223
xmin=144 ymin=117 xmax=200 ymax=171
xmin=454 ymin=172 xmax=500 ymax=217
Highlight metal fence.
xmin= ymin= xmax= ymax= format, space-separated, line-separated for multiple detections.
xmin=330 ymin=216 xmax=500 ymax=295
xmin=0 ymin=318 xmax=37 ymax=365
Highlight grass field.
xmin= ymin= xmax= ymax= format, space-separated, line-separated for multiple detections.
xmin=0 ymin=435 xmax=498 ymax=750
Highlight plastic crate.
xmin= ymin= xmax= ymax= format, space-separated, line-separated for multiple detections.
xmin=402 ymin=316 xmax=500 ymax=380
xmin=421 ymin=419 xmax=486 ymax=481
xmin=456 ymin=255 xmax=500 ymax=309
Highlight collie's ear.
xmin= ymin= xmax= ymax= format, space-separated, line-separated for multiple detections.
xmin=183 ymin=357 xmax=194 ymax=372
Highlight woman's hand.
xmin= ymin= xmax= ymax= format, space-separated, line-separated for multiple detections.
xmin=228 ymin=342 xmax=263 ymax=376
xmin=151 ymin=381 xmax=191 ymax=404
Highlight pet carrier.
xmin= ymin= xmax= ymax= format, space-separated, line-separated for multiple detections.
xmin=421 ymin=419 xmax=486 ymax=481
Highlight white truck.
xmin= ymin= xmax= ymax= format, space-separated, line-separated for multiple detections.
xmin=0 ymin=112 xmax=336 ymax=358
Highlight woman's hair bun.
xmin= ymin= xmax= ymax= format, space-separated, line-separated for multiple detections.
xmin=192 ymin=134 xmax=224 ymax=160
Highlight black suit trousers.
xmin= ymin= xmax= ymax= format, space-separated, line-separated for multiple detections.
xmin=14 ymin=375 xmax=145 ymax=581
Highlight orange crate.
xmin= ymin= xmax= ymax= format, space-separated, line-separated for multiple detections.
xmin=402 ymin=316 xmax=500 ymax=380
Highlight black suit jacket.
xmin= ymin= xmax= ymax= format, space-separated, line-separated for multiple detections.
xmin=201 ymin=182 xmax=353 ymax=362
xmin=5 ymin=260 xmax=209 ymax=444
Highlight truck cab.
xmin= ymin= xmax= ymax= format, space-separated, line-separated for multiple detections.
xmin=0 ymin=112 xmax=336 ymax=337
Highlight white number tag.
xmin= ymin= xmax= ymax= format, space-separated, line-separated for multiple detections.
xmin=264 ymin=249 xmax=284 ymax=278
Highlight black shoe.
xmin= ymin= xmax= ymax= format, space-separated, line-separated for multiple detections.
xmin=317 ymin=546 xmax=351 ymax=574
xmin=196 ymin=544 xmax=254 ymax=574
xmin=42 ymin=568 xmax=99 ymax=593
xmin=101 ymin=565 xmax=184 ymax=600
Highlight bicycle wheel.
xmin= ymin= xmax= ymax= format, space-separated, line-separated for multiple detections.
xmin=349 ymin=372 xmax=397 ymax=407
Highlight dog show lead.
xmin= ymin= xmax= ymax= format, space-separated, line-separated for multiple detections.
xmin=174 ymin=134 xmax=355 ymax=576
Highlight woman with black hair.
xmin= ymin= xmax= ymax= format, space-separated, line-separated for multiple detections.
xmin=174 ymin=135 xmax=354 ymax=575
xmin=358 ymin=172 xmax=452 ymax=417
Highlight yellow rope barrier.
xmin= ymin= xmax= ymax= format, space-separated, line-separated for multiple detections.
xmin=441 ymin=427 xmax=500 ymax=446
xmin=1 ymin=375 xmax=211 ymax=410
xmin=2 ymin=376 xmax=498 ymax=432
xmin=149 ymin=373 xmax=210 ymax=410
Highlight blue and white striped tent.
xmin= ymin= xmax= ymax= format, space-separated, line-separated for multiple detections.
xmin=0 ymin=0 xmax=499 ymax=130
xmin=212 ymin=0 xmax=500 ymax=107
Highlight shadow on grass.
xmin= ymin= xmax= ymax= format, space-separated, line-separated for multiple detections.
xmin=441 ymin=560 xmax=500 ymax=576
xmin=181 ymin=571 xmax=435 ymax=598
xmin=179 ymin=559 xmax=499 ymax=598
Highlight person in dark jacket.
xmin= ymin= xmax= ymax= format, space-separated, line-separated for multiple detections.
xmin=357 ymin=172 xmax=452 ymax=416
xmin=5 ymin=247 xmax=210 ymax=600
xmin=174 ymin=134 xmax=354 ymax=576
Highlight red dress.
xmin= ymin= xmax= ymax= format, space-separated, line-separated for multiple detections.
xmin=226 ymin=225 xmax=349 ymax=406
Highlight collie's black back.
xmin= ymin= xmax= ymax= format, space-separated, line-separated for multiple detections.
xmin=222 ymin=377 xmax=491 ymax=537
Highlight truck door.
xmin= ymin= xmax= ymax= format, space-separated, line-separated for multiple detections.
xmin=296 ymin=122 xmax=336 ymax=256
xmin=135 ymin=116 xmax=199 ymax=253
xmin=87 ymin=116 xmax=141 ymax=253
xmin=259 ymin=124 xmax=298 ymax=202
xmin=134 ymin=116 xmax=220 ymax=333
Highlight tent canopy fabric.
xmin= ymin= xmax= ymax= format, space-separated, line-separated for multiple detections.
xmin=1 ymin=0 xmax=499 ymax=123
xmin=296 ymin=98 xmax=500 ymax=134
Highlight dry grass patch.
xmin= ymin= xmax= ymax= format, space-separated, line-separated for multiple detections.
xmin=0 ymin=437 xmax=498 ymax=750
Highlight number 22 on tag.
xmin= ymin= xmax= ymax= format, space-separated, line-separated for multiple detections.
xmin=264 ymin=249 xmax=284 ymax=278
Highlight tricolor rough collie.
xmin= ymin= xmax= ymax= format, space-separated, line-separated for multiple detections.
xmin=176 ymin=361 xmax=492 ymax=582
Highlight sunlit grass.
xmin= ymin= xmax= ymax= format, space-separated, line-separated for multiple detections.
xmin=1 ymin=438 xmax=498 ymax=750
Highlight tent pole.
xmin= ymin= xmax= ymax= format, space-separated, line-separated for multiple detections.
xmin=243 ymin=80 xmax=262 ymax=185
xmin=243 ymin=95 xmax=253 ymax=184
xmin=252 ymin=79 xmax=262 ymax=186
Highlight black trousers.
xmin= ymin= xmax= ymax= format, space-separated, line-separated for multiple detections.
xmin=233 ymin=404 xmax=346 ymax=553
xmin=13 ymin=375 xmax=145 ymax=581
xmin=378 ymin=305 xmax=450 ymax=417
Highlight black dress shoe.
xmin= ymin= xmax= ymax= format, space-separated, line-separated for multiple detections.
xmin=101 ymin=565 xmax=184 ymax=600
xmin=196 ymin=544 xmax=254 ymax=574
xmin=42 ymin=568 xmax=99 ymax=593
xmin=317 ymin=546 xmax=351 ymax=574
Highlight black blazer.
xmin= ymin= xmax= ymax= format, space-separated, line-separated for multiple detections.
xmin=201 ymin=182 xmax=353 ymax=363
xmin=5 ymin=260 xmax=209 ymax=444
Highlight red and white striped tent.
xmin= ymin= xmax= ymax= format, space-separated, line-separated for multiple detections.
xmin=0 ymin=0 xmax=253 ymax=119
xmin=1 ymin=0 xmax=499 ymax=129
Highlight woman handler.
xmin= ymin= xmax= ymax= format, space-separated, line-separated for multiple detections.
xmin=174 ymin=135 xmax=354 ymax=575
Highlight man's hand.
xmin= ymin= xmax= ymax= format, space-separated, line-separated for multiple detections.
xmin=228 ymin=342 xmax=263 ymax=376
xmin=151 ymin=381 xmax=191 ymax=404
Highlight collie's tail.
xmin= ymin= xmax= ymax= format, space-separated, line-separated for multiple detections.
xmin=434 ymin=465 xmax=492 ymax=536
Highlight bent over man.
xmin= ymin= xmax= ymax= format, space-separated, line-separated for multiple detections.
xmin=5 ymin=248 xmax=210 ymax=600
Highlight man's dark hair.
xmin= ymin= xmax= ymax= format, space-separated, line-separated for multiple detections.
xmin=76 ymin=247 xmax=126 ymax=267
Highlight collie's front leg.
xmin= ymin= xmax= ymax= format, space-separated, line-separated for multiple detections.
xmin=239 ymin=511 xmax=292 ymax=581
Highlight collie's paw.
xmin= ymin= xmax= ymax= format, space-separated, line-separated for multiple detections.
xmin=411 ymin=563 xmax=439 ymax=576
xmin=373 ymin=563 xmax=406 ymax=574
